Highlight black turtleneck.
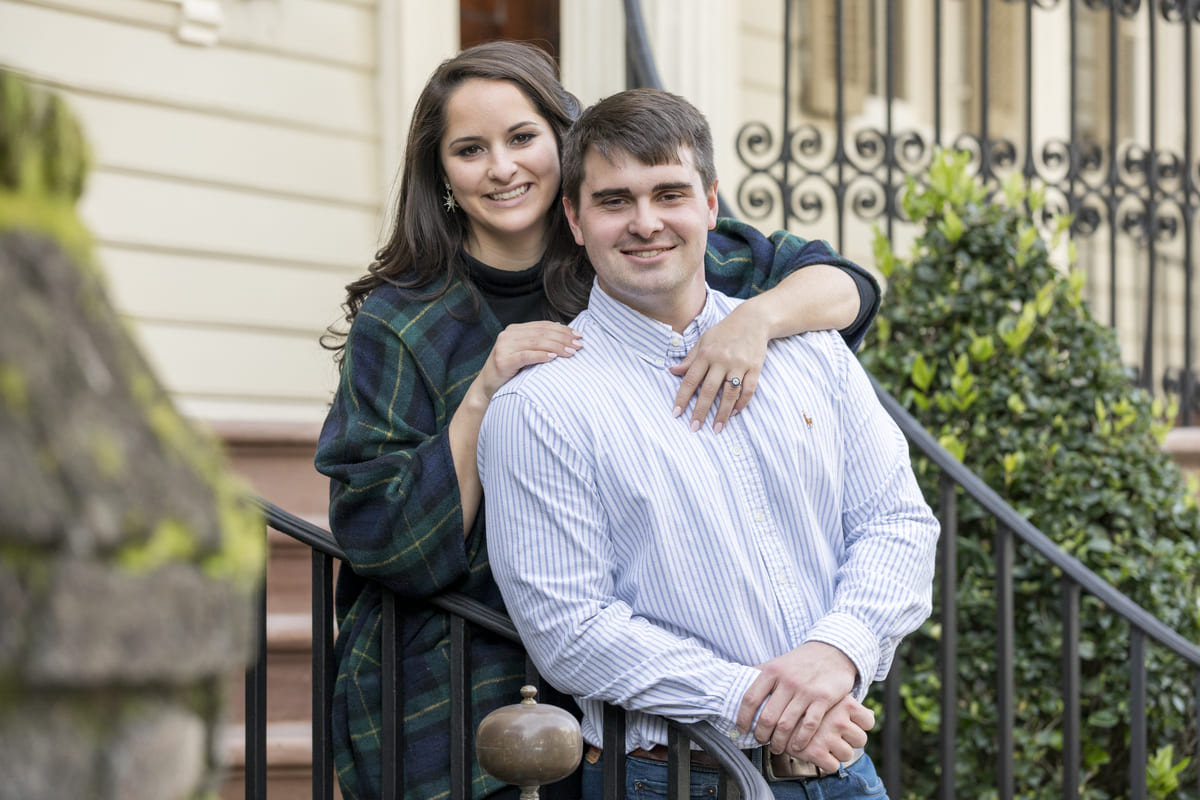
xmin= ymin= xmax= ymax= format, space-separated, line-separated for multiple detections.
xmin=461 ymin=250 xmax=548 ymax=328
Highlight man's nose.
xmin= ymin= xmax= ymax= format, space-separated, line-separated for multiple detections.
xmin=628 ymin=200 xmax=663 ymax=238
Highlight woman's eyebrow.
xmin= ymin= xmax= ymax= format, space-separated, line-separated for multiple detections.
xmin=446 ymin=121 xmax=541 ymax=149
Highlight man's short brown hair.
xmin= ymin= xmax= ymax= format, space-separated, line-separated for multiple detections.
xmin=561 ymin=88 xmax=717 ymax=207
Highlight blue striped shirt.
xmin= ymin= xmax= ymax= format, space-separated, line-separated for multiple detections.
xmin=478 ymin=283 xmax=938 ymax=752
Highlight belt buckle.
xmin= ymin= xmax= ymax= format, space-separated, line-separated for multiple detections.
xmin=761 ymin=751 xmax=822 ymax=782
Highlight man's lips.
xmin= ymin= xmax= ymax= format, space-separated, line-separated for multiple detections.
xmin=621 ymin=244 xmax=675 ymax=258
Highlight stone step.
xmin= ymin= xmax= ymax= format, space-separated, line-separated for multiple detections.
xmin=265 ymin=522 xmax=343 ymax=618
xmin=219 ymin=721 xmax=343 ymax=800
xmin=211 ymin=420 xmax=327 ymax=520
xmin=213 ymin=422 xmax=340 ymax=795
xmin=225 ymin=612 xmax=333 ymax=726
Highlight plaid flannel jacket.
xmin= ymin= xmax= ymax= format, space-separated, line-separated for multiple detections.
xmin=313 ymin=218 xmax=877 ymax=800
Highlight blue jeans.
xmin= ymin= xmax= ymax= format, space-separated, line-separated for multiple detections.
xmin=582 ymin=752 xmax=888 ymax=800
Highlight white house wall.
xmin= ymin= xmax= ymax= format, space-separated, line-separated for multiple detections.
xmin=0 ymin=0 xmax=464 ymax=427
xmin=2 ymin=0 xmax=1190 ymax=427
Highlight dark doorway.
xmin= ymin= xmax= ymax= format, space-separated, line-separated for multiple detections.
xmin=460 ymin=0 xmax=559 ymax=57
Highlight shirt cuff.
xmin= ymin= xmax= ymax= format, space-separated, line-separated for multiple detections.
xmin=803 ymin=612 xmax=882 ymax=701
xmin=714 ymin=664 xmax=763 ymax=747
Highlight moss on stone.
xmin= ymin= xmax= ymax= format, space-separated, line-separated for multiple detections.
xmin=87 ymin=428 xmax=126 ymax=481
xmin=0 ymin=66 xmax=261 ymax=799
xmin=113 ymin=496 xmax=264 ymax=593
xmin=204 ymin=478 xmax=266 ymax=591
xmin=0 ymin=70 xmax=94 ymax=267
xmin=0 ymin=543 xmax=51 ymax=587
xmin=0 ymin=362 xmax=29 ymax=418
xmin=116 ymin=518 xmax=197 ymax=573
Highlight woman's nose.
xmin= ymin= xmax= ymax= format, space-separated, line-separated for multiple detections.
xmin=488 ymin=152 xmax=518 ymax=184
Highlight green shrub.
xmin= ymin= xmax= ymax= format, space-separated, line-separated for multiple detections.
xmin=860 ymin=150 xmax=1200 ymax=799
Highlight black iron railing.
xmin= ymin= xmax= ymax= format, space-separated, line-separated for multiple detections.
xmin=241 ymin=369 xmax=1200 ymax=799
xmin=245 ymin=497 xmax=773 ymax=800
xmin=867 ymin=374 xmax=1200 ymax=799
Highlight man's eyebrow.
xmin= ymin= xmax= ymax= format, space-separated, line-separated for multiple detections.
xmin=589 ymin=181 xmax=694 ymax=201
xmin=589 ymin=187 xmax=631 ymax=201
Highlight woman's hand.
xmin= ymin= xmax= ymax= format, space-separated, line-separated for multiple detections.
xmin=672 ymin=265 xmax=860 ymax=433
xmin=669 ymin=302 xmax=768 ymax=434
xmin=475 ymin=321 xmax=583 ymax=400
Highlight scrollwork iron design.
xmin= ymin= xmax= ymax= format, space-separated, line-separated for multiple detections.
xmin=735 ymin=121 xmax=778 ymax=173
xmin=1160 ymin=0 xmax=1200 ymax=23
xmin=787 ymin=179 xmax=830 ymax=226
xmin=1081 ymin=0 xmax=1143 ymax=16
xmin=734 ymin=171 xmax=781 ymax=223
xmin=731 ymin=0 xmax=1197 ymax=418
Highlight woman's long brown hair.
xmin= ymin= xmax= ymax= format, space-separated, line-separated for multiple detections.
xmin=323 ymin=41 xmax=593 ymax=358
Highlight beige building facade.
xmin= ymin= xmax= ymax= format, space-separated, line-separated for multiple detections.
xmin=1 ymin=0 xmax=1195 ymax=430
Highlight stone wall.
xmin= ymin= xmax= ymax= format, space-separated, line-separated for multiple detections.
xmin=0 ymin=71 xmax=264 ymax=800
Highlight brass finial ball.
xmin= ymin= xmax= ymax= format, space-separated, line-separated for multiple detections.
xmin=476 ymin=686 xmax=583 ymax=790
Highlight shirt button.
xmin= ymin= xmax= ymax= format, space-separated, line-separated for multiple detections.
xmin=656 ymin=358 xmax=666 ymax=368
xmin=670 ymin=334 xmax=683 ymax=346
xmin=753 ymin=510 xmax=765 ymax=523
xmin=730 ymin=445 xmax=743 ymax=457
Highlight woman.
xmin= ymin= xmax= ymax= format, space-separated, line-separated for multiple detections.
xmin=315 ymin=41 xmax=879 ymax=800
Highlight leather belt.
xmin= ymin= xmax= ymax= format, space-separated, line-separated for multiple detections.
xmin=629 ymin=745 xmax=726 ymax=770
xmin=624 ymin=744 xmax=865 ymax=781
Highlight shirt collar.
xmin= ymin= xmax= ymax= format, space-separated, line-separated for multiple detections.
xmin=586 ymin=280 xmax=721 ymax=365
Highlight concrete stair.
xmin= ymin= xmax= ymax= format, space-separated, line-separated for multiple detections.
xmin=209 ymin=421 xmax=339 ymax=800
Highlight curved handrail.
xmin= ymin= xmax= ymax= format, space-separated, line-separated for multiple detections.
xmin=869 ymin=375 xmax=1200 ymax=665
xmin=622 ymin=0 xmax=663 ymax=90
xmin=676 ymin=721 xmax=772 ymax=798
xmin=252 ymin=496 xmax=344 ymax=558
xmin=250 ymin=495 xmax=773 ymax=797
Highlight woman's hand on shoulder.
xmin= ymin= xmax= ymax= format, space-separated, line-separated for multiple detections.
xmin=477 ymin=321 xmax=583 ymax=401
xmin=669 ymin=303 xmax=769 ymax=434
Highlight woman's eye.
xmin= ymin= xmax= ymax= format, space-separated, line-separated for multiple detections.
xmin=512 ymin=132 xmax=535 ymax=146
xmin=457 ymin=144 xmax=482 ymax=157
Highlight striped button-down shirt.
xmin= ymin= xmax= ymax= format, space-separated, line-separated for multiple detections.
xmin=478 ymin=283 xmax=939 ymax=753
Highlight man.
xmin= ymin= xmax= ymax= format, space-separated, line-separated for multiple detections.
xmin=477 ymin=88 xmax=939 ymax=799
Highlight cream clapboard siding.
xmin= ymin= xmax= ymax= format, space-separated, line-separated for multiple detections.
xmin=0 ymin=0 xmax=387 ymax=425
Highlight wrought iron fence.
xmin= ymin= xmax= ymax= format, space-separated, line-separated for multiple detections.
xmin=241 ymin=389 xmax=1200 ymax=799
xmin=722 ymin=0 xmax=1198 ymax=423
